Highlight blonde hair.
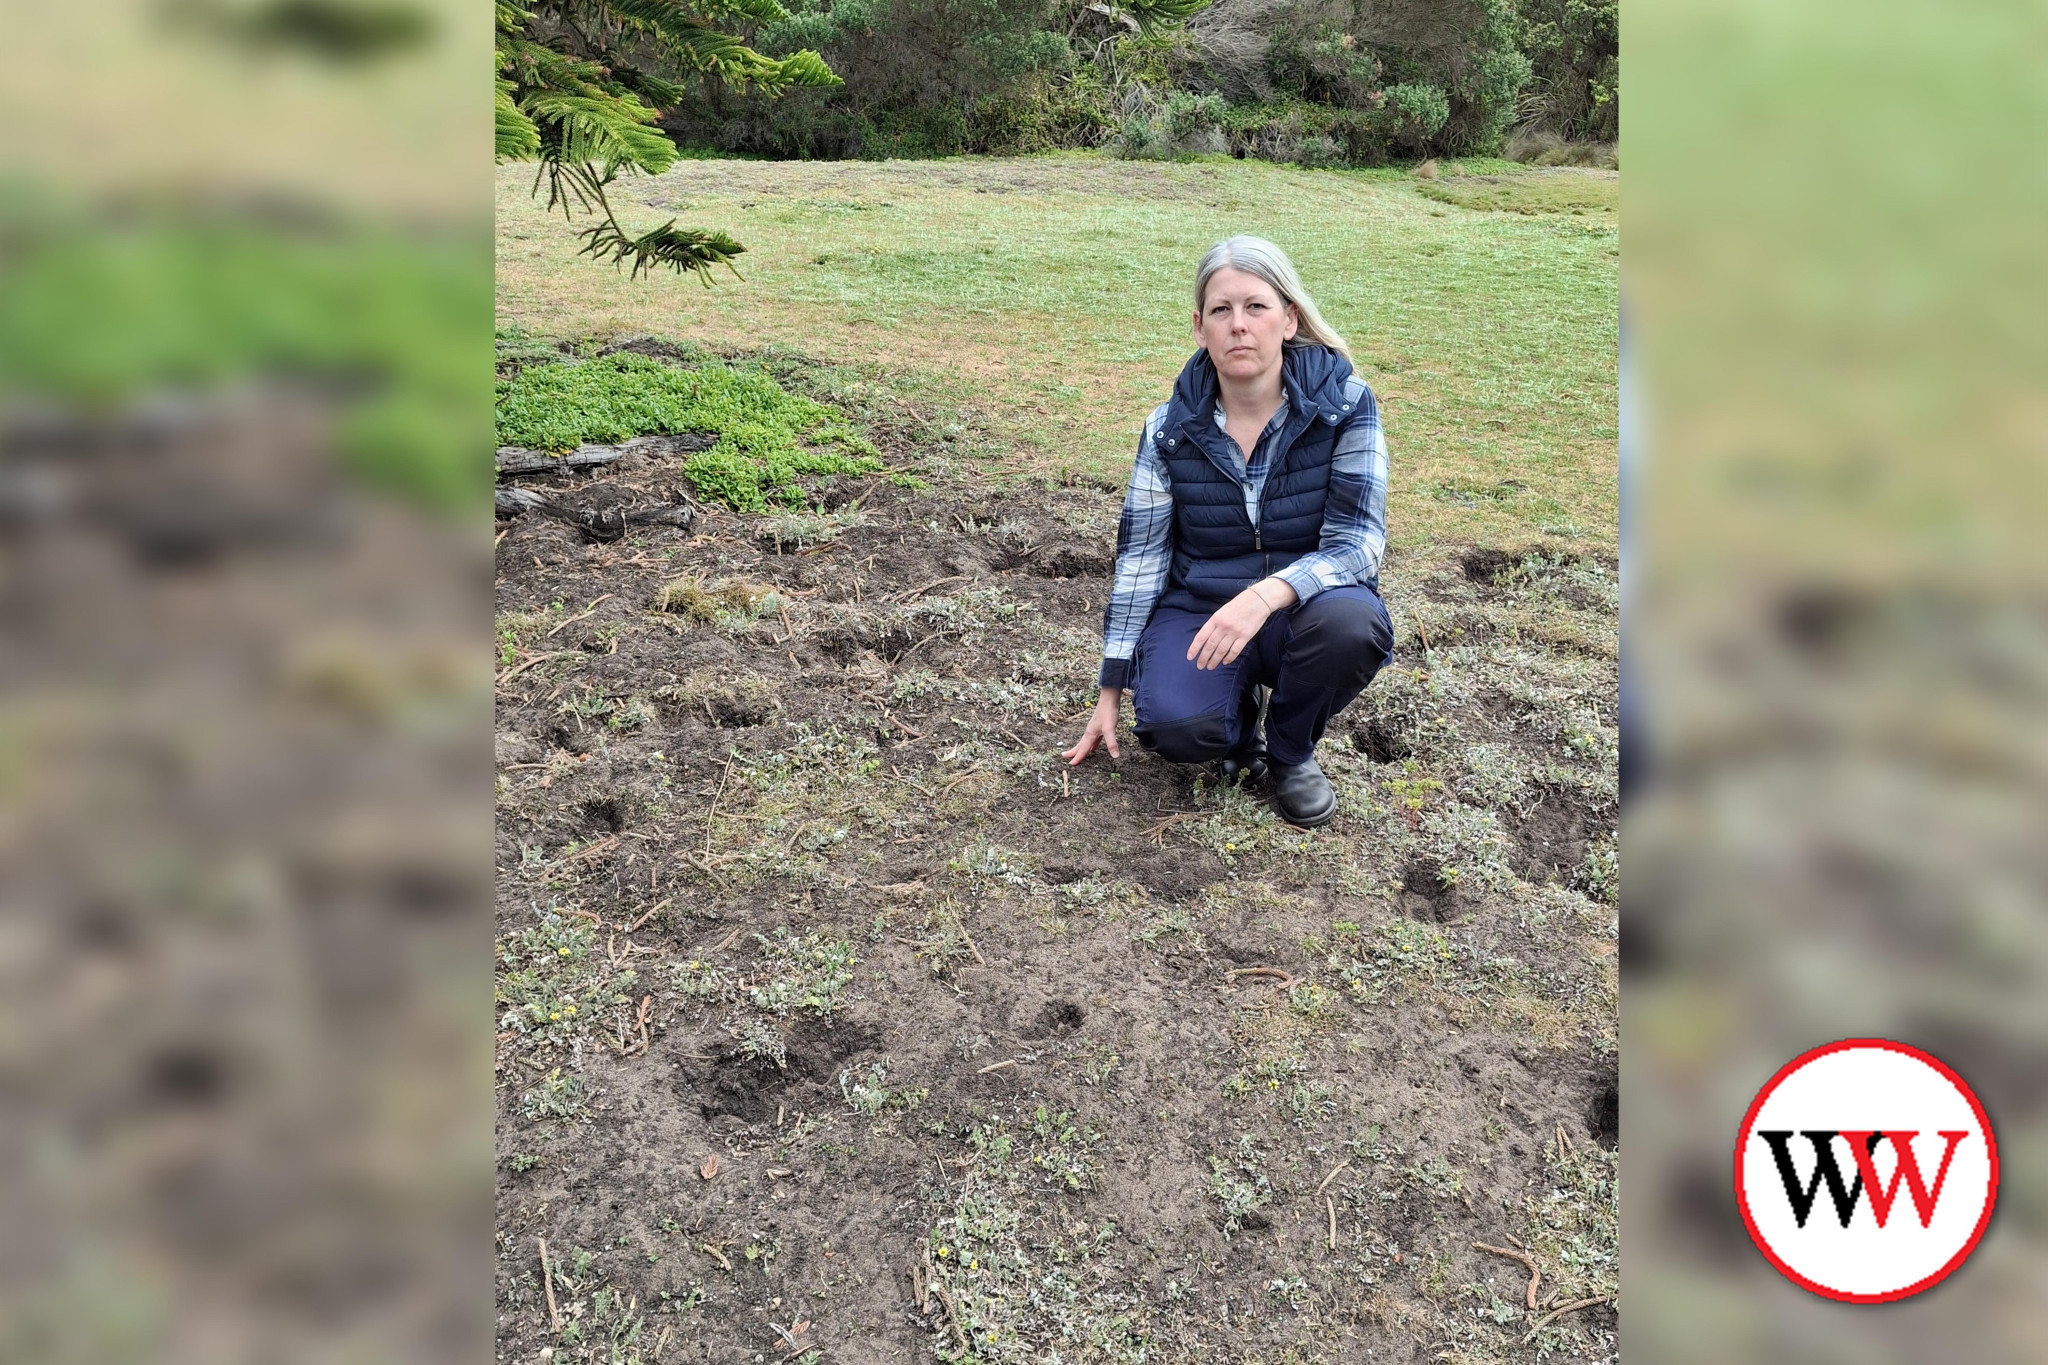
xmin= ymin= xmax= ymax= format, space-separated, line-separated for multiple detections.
xmin=1193 ymin=236 xmax=1350 ymax=361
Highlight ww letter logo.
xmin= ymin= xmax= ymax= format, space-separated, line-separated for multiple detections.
xmin=1736 ymin=1040 xmax=1998 ymax=1302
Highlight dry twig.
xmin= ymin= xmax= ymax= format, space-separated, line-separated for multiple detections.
xmin=560 ymin=835 xmax=619 ymax=867
xmin=1327 ymin=1195 xmax=1338 ymax=1249
xmin=497 ymin=650 xmax=583 ymax=690
xmin=1524 ymin=1295 xmax=1608 ymax=1341
xmin=1474 ymin=1241 xmax=1541 ymax=1310
xmin=1141 ymin=811 xmax=1198 ymax=842
xmin=704 ymin=750 xmax=736 ymax=858
xmin=1226 ymin=967 xmax=1299 ymax=988
xmin=698 ymin=1241 xmax=734 ymax=1274
xmin=545 ymin=594 xmax=615 ymax=637
xmin=927 ymin=1284 xmax=968 ymax=1353
xmin=895 ymin=574 xmax=966 ymax=601
xmin=537 ymin=1237 xmax=562 ymax=1336
xmin=1317 ymin=1160 xmax=1351 ymax=1196
xmin=976 ymin=1058 xmax=1017 ymax=1074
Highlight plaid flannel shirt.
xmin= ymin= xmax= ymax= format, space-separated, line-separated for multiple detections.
xmin=1097 ymin=374 xmax=1387 ymax=690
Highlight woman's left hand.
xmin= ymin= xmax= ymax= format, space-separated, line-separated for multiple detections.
xmin=1188 ymin=584 xmax=1284 ymax=671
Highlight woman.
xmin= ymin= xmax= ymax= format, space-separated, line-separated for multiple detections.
xmin=1061 ymin=236 xmax=1393 ymax=828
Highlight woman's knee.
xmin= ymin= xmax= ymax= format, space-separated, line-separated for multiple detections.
xmin=1134 ymin=707 xmax=1236 ymax=763
xmin=1298 ymin=592 xmax=1393 ymax=668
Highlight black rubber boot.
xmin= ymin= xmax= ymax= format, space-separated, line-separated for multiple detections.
xmin=1269 ymin=756 xmax=1336 ymax=828
xmin=1218 ymin=684 xmax=1269 ymax=786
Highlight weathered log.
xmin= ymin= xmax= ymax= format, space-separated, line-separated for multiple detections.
xmin=493 ymin=484 xmax=697 ymax=540
xmin=496 ymin=485 xmax=548 ymax=515
xmin=495 ymin=433 xmax=713 ymax=476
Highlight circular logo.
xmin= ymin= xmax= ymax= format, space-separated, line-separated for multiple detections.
xmin=1735 ymin=1039 xmax=1998 ymax=1302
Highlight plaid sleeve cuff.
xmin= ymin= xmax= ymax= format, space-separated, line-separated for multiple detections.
xmin=1274 ymin=560 xmax=1327 ymax=606
xmin=1098 ymin=656 xmax=1134 ymax=691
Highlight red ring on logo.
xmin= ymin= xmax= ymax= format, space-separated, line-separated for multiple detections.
xmin=1733 ymin=1037 xmax=1999 ymax=1303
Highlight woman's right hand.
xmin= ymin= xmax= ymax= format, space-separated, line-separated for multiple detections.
xmin=1062 ymin=687 xmax=1124 ymax=766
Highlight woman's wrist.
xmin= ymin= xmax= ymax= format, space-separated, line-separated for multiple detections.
xmin=1254 ymin=577 xmax=1297 ymax=611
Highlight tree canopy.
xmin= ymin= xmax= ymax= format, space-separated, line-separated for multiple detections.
xmin=495 ymin=1 xmax=841 ymax=281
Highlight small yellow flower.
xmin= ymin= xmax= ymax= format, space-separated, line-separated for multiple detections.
xmin=549 ymin=1012 xmax=562 ymax=1021
xmin=1268 ymin=1079 xmax=1279 ymax=1089
xmin=563 ymin=1004 xmax=576 ymax=1015
xmin=967 ymin=1259 xmax=978 ymax=1270
xmin=936 ymin=1247 xmax=949 ymax=1259
xmin=558 ymin=946 xmax=571 ymax=956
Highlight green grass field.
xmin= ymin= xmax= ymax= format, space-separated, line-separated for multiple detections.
xmin=496 ymin=153 xmax=1617 ymax=556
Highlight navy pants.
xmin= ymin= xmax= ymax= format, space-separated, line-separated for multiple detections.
xmin=1131 ymin=586 xmax=1394 ymax=769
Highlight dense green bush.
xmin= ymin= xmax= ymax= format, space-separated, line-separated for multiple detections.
xmin=1513 ymin=0 xmax=1618 ymax=142
xmin=660 ymin=0 xmax=1607 ymax=168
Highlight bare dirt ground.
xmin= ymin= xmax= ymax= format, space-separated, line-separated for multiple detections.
xmin=494 ymin=344 xmax=1618 ymax=1365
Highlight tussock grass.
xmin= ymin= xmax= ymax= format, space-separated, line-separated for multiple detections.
xmin=650 ymin=576 xmax=779 ymax=626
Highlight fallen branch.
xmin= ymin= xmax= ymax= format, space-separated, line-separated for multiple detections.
xmin=1473 ymin=1241 xmax=1541 ymax=1310
xmin=495 ymin=433 xmax=712 ymax=475
xmin=537 ymin=1236 xmax=562 ymax=1336
xmin=1523 ymin=1295 xmax=1608 ymax=1341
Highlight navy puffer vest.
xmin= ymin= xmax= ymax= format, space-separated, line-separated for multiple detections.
xmin=1153 ymin=344 xmax=1363 ymax=613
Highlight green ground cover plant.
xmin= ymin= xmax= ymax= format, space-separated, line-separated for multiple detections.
xmin=495 ymin=351 xmax=881 ymax=509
